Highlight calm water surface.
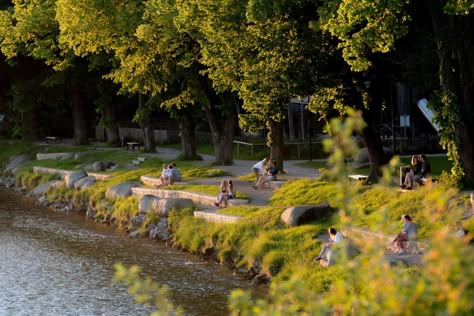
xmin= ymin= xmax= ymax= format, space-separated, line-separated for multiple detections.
xmin=0 ymin=187 xmax=255 ymax=315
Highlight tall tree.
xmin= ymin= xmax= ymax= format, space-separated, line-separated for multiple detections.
xmin=319 ymin=0 xmax=474 ymax=185
xmin=0 ymin=0 xmax=94 ymax=144
xmin=175 ymin=0 xmax=323 ymax=169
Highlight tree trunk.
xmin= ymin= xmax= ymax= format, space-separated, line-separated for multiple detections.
xmin=141 ymin=126 xmax=155 ymax=153
xmin=21 ymin=110 xmax=37 ymax=141
xmin=104 ymin=103 xmax=120 ymax=145
xmin=427 ymin=0 xmax=474 ymax=184
xmin=138 ymin=94 xmax=156 ymax=153
xmin=106 ymin=127 xmax=120 ymax=145
xmin=344 ymin=69 xmax=388 ymax=183
xmin=357 ymin=122 xmax=385 ymax=183
xmin=269 ymin=120 xmax=285 ymax=171
xmin=197 ymin=75 xmax=237 ymax=165
xmin=215 ymin=103 xmax=238 ymax=165
xmin=70 ymin=88 xmax=88 ymax=145
xmin=179 ymin=118 xmax=199 ymax=160
xmin=203 ymin=105 xmax=236 ymax=165
xmin=288 ymin=104 xmax=296 ymax=140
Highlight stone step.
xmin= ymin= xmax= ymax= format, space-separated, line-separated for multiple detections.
xmin=140 ymin=175 xmax=185 ymax=186
xmin=263 ymin=180 xmax=285 ymax=189
xmin=86 ymin=172 xmax=113 ymax=181
xmin=137 ymin=157 xmax=146 ymax=162
xmin=33 ymin=166 xmax=72 ymax=177
xmin=141 ymin=175 xmax=162 ymax=186
xmin=132 ymin=160 xmax=141 ymax=166
xmin=36 ymin=153 xmax=70 ymax=160
xmin=193 ymin=211 xmax=242 ymax=223
xmin=132 ymin=187 xmax=249 ymax=207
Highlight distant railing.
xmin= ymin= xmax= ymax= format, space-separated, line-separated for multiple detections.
xmin=233 ymin=141 xmax=265 ymax=158
xmin=233 ymin=140 xmax=325 ymax=159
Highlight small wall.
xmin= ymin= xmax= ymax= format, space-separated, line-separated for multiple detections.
xmin=132 ymin=187 xmax=248 ymax=207
xmin=37 ymin=153 xmax=70 ymax=160
xmin=193 ymin=211 xmax=242 ymax=223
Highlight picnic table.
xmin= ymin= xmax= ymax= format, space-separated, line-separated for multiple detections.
xmin=126 ymin=142 xmax=141 ymax=151
xmin=45 ymin=136 xmax=62 ymax=144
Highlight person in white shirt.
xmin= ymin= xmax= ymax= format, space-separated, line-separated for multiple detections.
xmin=314 ymin=227 xmax=342 ymax=261
xmin=252 ymin=158 xmax=269 ymax=184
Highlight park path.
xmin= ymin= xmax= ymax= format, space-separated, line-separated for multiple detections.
xmin=142 ymin=146 xmax=321 ymax=206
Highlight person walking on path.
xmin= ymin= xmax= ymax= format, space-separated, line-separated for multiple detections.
xmin=314 ymin=227 xmax=342 ymax=261
xmin=252 ymin=158 xmax=270 ymax=184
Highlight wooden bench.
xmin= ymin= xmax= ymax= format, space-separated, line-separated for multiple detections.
xmin=45 ymin=136 xmax=62 ymax=144
xmin=126 ymin=142 xmax=141 ymax=151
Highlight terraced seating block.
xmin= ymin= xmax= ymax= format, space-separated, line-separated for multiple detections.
xmin=132 ymin=187 xmax=248 ymax=207
xmin=86 ymin=172 xmax=113 ymax=181
xmin=263 ymin=180 xmax=285 ymax=189
xmin=140 ymin=175 xmax=186 ymax=186
xmin=193 ymin=211 xmax=242 ymax=223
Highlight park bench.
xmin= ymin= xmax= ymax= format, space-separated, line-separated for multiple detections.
xmin=348 ymin=174 xmax=368 ymax=181
xmin=45 ymin=136 xmax=62 ymax=144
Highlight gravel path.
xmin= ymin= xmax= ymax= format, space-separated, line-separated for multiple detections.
xmin=145 ymin=147 xmax=321 ymax=206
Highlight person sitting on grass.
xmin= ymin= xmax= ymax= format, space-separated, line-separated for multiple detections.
xmin=392 ymin=214 xmax=418 ymax=255
xmin=252 ymin=160 xmax=279 ymax=189
xmin=314 ymin=227 xmax=342 ymax=261
xmin=214 ymin=180 xmax=228 ymax=208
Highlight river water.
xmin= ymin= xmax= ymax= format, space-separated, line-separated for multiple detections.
xmin=0 ymin=187 xmax=255 ymax=315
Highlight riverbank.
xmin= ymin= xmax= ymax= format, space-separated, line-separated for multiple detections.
xmin=0 ymin=186 xmax=254 ymax=315
xmin=2 ymin=140 xmax=474 ymax=296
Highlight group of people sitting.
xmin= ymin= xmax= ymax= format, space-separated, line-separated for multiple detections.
xmin=399 ymin=154 xmax=431 ymax=190
xmin=252 ymin=158 xmax=280 ymax=189
xmin=314 ymin=215 xmax=419 ymax=263
xmin=155 ymin=162 xmax=181 ymax=188
xmin=214 ymin=180 xmax=235 ymax=208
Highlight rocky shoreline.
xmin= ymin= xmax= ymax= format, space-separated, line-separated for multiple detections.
xmin=0 ymin=169 xmax=270 ymax=285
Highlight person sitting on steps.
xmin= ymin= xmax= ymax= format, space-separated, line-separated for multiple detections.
xmin=314 ymin=227 xmax=343 ymax=261
xmin=214 ymin=180 xmax=228 ymax=208
xmin=253 ymin=160 xmax=280 ymax=189
xmin=155 ymin=163 xmax=170 ymax=188
xmin=227 ymin=180 xmax=235 ymax=200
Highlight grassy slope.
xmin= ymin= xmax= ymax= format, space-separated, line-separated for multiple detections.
xmin=3 ymin=141 xmax=470 ymax=294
